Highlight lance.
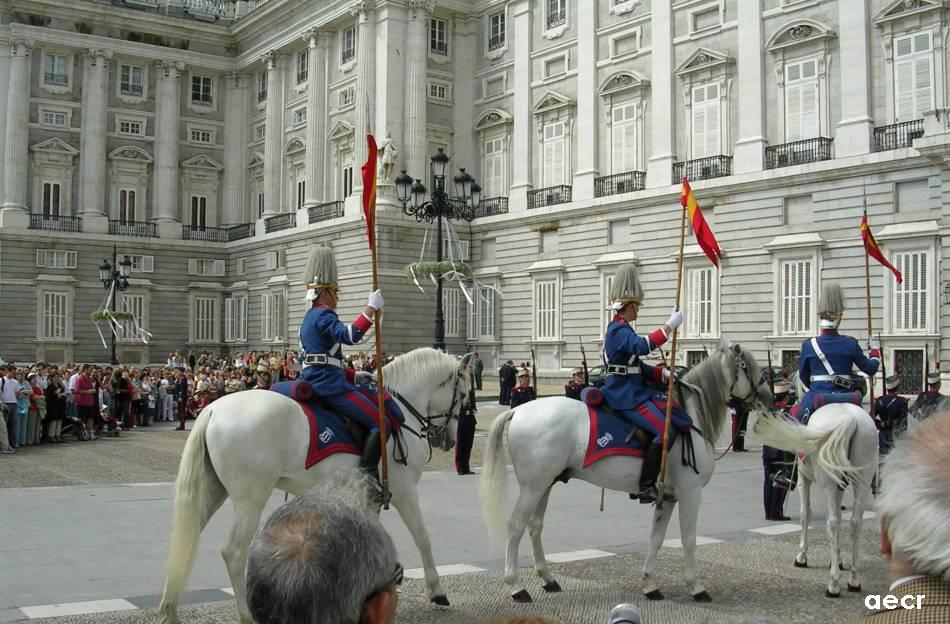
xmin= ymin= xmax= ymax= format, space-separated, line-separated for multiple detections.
xmin=530 ymin=346 xmax=538 ymax=391
xmin=863 ymin=202 xmax=877 ymax=419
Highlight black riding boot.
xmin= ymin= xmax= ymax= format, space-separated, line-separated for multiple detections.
xmin=360 ymin=430 xmax=388 ymax=505
xmin=636 ymin=443 xmax=663 ymax=504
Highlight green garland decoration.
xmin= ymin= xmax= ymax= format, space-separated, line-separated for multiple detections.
xmin=405 ymin=261 xmax=472 ymax=281
xmin=91 ymin=310 xmax=134 ymax=322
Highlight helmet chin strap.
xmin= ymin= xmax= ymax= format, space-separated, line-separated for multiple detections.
xmin=819 ymin=319 xmax=840 ymax=329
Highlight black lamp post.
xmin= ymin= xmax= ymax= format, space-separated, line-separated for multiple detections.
xmin=98 ymin=245 xmax=133 ymax=365
xmin=395 ymin=148 xmax=481 ymax=351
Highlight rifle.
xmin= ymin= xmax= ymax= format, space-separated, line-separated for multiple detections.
xmin=530 ymin=347 xmax=538 ymax=391
xmin=578 ymin=336 xmax=589 ymax=386
xmin=766 ymin=348 xmax=775 ymax=408
xmin=879 ymin=333 xmax=887 ymax=392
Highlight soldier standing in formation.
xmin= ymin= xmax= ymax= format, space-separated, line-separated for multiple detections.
xmin=875 ymin=374 xmax=908 ymax=456
xmin=763 ymin=379 xmax=794 ymax=521
xmin=455 ymin=370 xmax=477 ymax=476
xmin=509 ymin=370 xmax=537 ymax=408
xmin=910 ymin=371 xmax=945 ymax=421
xmin=498 ymin=360 xmax=516 ymax=405
xmin=564 ymin=369 xmax=585 ymax=400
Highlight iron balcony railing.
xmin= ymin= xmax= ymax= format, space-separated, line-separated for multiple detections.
xmin=874 ymin=120 xmax=924 ymax=152
xmin=341 ymin=48 xmax=355 ymax=64
xmin=43 ymin=73 xmax=68 ymax=86
xmin=527 ymin=185 xmax=572 ymax=209
xmin=594 ymin=171 xmax=646 ymax=198
xmin=182 ymin=225 xmax=228 ymax=242
xmin=474 ymin=197 xmax=509 ymax=218
xmin=30 ymin=214 xmax=82 ymax=232
xmin=488 ymin=35 xmax=505 ymax=51
xmin=264 ymin=212 xmax=296 ymax=233
xmin=109 ymin=220 xmax=157 ymax=238
xmin=225 ymin=223 xmax=255 ymax=241
xmin=308 ymin=201 xmax=344 ymax=224
xmin=431 ymin=41 xmax=448 ymax=56
xmin=547 ymin=8 xmax=566 ymax=29
xmin=672 ymin=155 xmax=733 ymax=183
xmin=764 ymin=137 xmax=833 ymax=169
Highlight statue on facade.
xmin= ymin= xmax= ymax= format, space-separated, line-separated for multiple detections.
xmin=378 ymin=132 xmax=399 ymax=183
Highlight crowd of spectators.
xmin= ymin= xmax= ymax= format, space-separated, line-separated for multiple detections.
xmin=0 ymin=349 xmax=389 ymax=453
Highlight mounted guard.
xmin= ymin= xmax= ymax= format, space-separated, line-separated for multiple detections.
xmin=601 ymin=263 xmax=684 ymax=504
xmin=793 ymin=283 xmax=880 ymax=424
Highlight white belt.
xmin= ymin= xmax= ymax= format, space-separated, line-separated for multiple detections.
xmin=606 ymin=365 xmax=641 ymax=376
xmin=303 ymin=353 xmax=342 ymax=367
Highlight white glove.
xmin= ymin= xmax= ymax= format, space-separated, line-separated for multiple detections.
xmin=667 ymin=309 xmax=684 ymax=330
xmin=868 ymin=339 xmax=881 ymax=351
xmin=662 ymin=368 xmax=671 ymax=383
xmin=367 ymin=289 xmax=384 ymax=311
xmin=354 ymin=371 xmax=374 ymax=384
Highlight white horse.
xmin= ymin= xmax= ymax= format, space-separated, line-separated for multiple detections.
xmin=159 ymin=348 xmax=473 ymax=624
xmin=479 ymin=340 xmax=771 ymax=602
xmin=753 ymin=389 xmax=877 ymax=597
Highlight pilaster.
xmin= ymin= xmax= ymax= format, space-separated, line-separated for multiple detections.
xmin=262 ymin=51 xmax=283 ymax=217
xmin=509 ymin=0 xmax=533 ymax=212
xmin=0 ymin=44 xmax=10 ymax=203
xmin=352 ymin=0 xmax=377 ymax=195
xmin=303 ymin=29 xmax=328 ymax=207
xmin=79 ymin=49 xmax=112 ymax=228
xmin=646 ymin=1 xmax=674 ymax=188
xmin=404 ymin=0 xmax=431 ymax=182
xmin=574 ymin=3 xmax=598 ymax=199
xmin=452 ymin=16 xmax=477 ymax=172
xmin=152 ymin=60 xmax=185 ymax=237
xmin=1 ymin=37 xmax=34 ymax=228
xmin=835 ymin=0 xmax=873 ymax=157
xmin=222 ymin=73 xmax=248 ymax=226
xmin=733 ymin=0 xmax=766 ymax=173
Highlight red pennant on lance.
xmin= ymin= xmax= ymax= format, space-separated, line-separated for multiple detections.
xmin=360 ymin=135 xmax=378 ymax=251
xmin=680 ymin=178 xmax=722 ymax=267
xmin=860 ymin=213 xmax=902 ymax=284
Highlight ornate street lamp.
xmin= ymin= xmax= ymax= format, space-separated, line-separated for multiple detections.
xmin=395 ymin=148 xmax=479 ymax=351
xmin=98 ymin=246 xmax=132 ymax=365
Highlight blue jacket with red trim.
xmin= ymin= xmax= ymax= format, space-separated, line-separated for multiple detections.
xmin=600 ymin=315 xmax=668 ymax=410
xmin=299 ymin=304 xmax=373 ymax=395
xmin=798 ymin=330 xmax=879 ymax=393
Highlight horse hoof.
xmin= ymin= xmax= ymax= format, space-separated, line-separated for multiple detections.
xmin=644 ymin=589 xmax=664 ymax=601
xmin=847 ymin=584 xmax=862 ymax=593
xmin=825 ymin=590 xmax=841 ymax=598
xmin=512 ymin=589 xmax=532 ymax=603
xmin=692 ymin=590 xmax=712 ymax=603
xmin=794 ymin=559 xmax=808 ymax=568
xmin=430 ymin=595 xmax=450 ymax=607
xmin=542 ymin=580 xmax=562 ymax=593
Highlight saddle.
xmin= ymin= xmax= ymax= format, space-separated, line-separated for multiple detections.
xmin=269 ymin=381 xmax=361 ymax=469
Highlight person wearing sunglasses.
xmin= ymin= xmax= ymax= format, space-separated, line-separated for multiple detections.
xmin=247 ymin=470 xmax=401 ymax=624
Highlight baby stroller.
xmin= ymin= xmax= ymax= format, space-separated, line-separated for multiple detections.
xmin=60 ymin=413 xmax=92 ymax=441
xmin=100 ymin=404 xmax=122 ymax=437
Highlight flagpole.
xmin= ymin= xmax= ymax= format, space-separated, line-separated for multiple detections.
xmin=863 ymin=205 xmax=876 ymax=419
xmin=656 ymin=178 xmax=689 ymax=509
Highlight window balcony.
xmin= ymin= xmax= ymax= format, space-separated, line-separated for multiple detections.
xmin=431 ymin=41 xmax=448 ymax=56
xmin=874 ymin=120 xmax=924 ymax=152
xmin=182 ymin=225 xmax=228 ymax=242
xmin=547 ymin=9 xmax=566 ymax=29
xmin=225 ymin=223 xmax=255 ymax=241
xmin=488 ymin=35 xmax=505 ymax=51
xmin=672 ymin=155 xmax=733 ymax=183
xmin=764 ymin=138 xmax=833 ymax=169
xmin=594 ymin=171 xmax=645 ymax=198
xmin=264 ymin=212 xmax=296 ymax=233
xmin=30 ymin=214 xmax=82 ymax=233
xmin=528 ymin=185 xmax=572 ymax=209
xmin=341 ymin=49 xmax=355 ymax=64
xmin=308 ymin=201 xmax=344 ymax=225
xmin=43 ymin=73 xmax=68 ymax=86
xmin=474 ymin=197 xmax=508 ymax=218
xmin=109 ymin=220 xmax=157 ymax=238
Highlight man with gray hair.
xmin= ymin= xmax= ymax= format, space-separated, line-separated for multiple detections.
xmin=846 ymin=411 xmax=950 ymax=623
xmin=246 ymin=470 xmax=402 ymax=624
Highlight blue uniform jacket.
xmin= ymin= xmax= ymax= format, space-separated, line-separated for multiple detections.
xmin=798 ymin=331 xmax=879 ymax=393
xmin=299 ymin=304 xmax=373 ymax=396
xmin=600 ymin=316 xmax=667 ymax=410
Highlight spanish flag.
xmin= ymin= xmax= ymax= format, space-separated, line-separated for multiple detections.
xmin=681 ymin=177 xmax=722 ymax=267
xmin=861 ymin=212 xmax=902 ymax=284
xmin=360 ymin=134 xmax=378 ymax=251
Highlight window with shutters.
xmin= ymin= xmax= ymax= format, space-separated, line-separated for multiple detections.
xmin=191 ymin=196 xmax=207 ymax=230
xmin=225 ymin=294 xmax=247 ymax=343
xmin=189 ymin=259 xmax=225 ymax=277
xmin=119 ymin=64 xmax=144 ymax=97
xmin=785 ymin=59 xmax=819 ymax=142
xmin=341 ymin=26 xmax=356 ymax=65
xmin=779 ymin=259 xmax=814 ymax=335
xmin=193 ymin=297 xmax=217 ymax=343
xmin=430 ymin=19 xmax=448 ymax=56
xmin=894 ymin=32 xmax=934 ymax=122
xmin=542 ymin=121 xmax=566 ymax=187
xmin=482 ymin=137 xmax=507 ymax=198
xmin=128 ymin=255 xmax=154 ymax=273
xmin=691 ymin=83 xmax=721 ymax=158
xmin=443 ymin=289 xmax=460 ymax=337
xmin=685 ymin=266 xmax=716 ymax=338
xmin=534 ymin=278 xmax=560 ymax=340
xmin=261 ymin=292 xmax=284 ymax=342
xmin=43 ymin=182 xmax=62 ymax=218
xmin=342 ymin=162 xmax=354 ymax=199
xmin=36 ymin=249 xmax=77 ymax=269
xmin=118 ymin=293 xmax=145 ymax=341
xmin=488 ymin=11 xmax=506 ymax=52
xmin=894 ymin=250 xmax=929 ymax=333
xmin=601 ymin=273 xmax=615 ymax=330
xmin=191 ymin=75 xmax=214 ymax=106
xmin=297 ymin=179 xmax=306 ymax=210
xmin=42 ymin=53 xmax=71 ymax=89
xmin=467 ymin=286 xmax=497 ymax=341
xmin=42 ymin=292 xmax=69 ymax=340
xmin=119 ymin=189 xmax=137 ymax=223
xmin=611 ymin=102 xmax=639 ymax=174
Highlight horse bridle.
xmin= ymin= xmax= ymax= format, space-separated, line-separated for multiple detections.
xmin=391 ymin=370 xmax=467 ymax=452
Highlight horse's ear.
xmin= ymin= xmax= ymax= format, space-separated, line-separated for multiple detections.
xmin=732 ymin=343 xmax=742 ymax=355
xmin=719 ymin=336 xmax=732 ymax=352
xmin=459 ymin=352 xmax=475 ymax=371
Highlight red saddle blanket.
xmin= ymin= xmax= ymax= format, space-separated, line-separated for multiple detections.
xmin=270 ymin=381 xmax=360 ymax=469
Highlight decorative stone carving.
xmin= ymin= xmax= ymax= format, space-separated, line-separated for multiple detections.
xmin=789 ymin=25 xmax=813 ymax=40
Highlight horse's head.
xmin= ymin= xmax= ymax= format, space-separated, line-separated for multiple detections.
xmin=715 ymin=338 xmax=770 ymax=407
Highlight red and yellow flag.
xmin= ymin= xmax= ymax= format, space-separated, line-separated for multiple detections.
xmin=681 ymin=177 xmax=722 ymax=267
xmin=360 ymin=134 xmax=378 ymax=251
xmin=861 ymin=213 xmax=902 ymax=284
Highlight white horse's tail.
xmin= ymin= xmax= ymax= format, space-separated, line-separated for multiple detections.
xmin=479 ymin=409 xmax=515 ymax=539
xmin=754 ymin=411 xmax=858 ymax=487
xmin=159 ymin=408 xmax=224 ymax=619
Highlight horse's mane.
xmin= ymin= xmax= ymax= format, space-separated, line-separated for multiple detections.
xmin=681 ymin=343 xmax=761 ymax=445
xmin=381 ymin=347 xmax=460 ymax=393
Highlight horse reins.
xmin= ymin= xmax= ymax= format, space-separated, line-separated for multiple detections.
xmin=390 ymin=370 xmax=467 ymax=464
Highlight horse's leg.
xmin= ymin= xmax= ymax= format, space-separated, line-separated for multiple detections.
xmin=527 ymin=485 xmax=558 ymax=591
xmin=677 ymin=486 xmax=710 ymax=601
xmin=390 ymin=484 xmax=448 ymax=605
xmin=221 ymin=489 xmax=271 ymax=624
xmin=642 ymin=498 xmax=676 ymax=600
xmin=505 ymin=484 xmax=548 ymax=602
xmin=822 ymin=481 xmax=845 ymax=597
xmin=795 ymin=469 xmax=811 ymax=568
xmin=846 ymin=479 xmax=871 ymax=592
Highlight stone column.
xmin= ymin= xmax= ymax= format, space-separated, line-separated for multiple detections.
xmin=262 ymin=51 xmax=283 ymax=217
xmin=152 ymin=61 xmax=184 ymax=237
xmin=79 ymin=49 xmax=113 ymax=233
xmin=303 ymin=29 xmax=328 ymax=207
xmin=222 ymin=73 xmax=248 ymax=226
xmin=452 ymin=16 xmax=477 ymax=171
xmin=646 ymin=1 xmax=674 ymax=188
xmin=733 ymin=0 xmax=766 ymax=173
xmin=0 ymin=43 xmax=11 ymax=204
xmin=509 ymin=0 xmax=533 ymax=212
xmin=404 ymin=0 xmax=431 ymax=182
xmin=835 ymin=0 xmax=873 ymax=156
xmin=0 ymin=37 xmax=33 ymax=228
xmin=352 ymin=0 xmax=376 ymax=197
xmin=574 ymin=3 xmax=598 ymax=200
